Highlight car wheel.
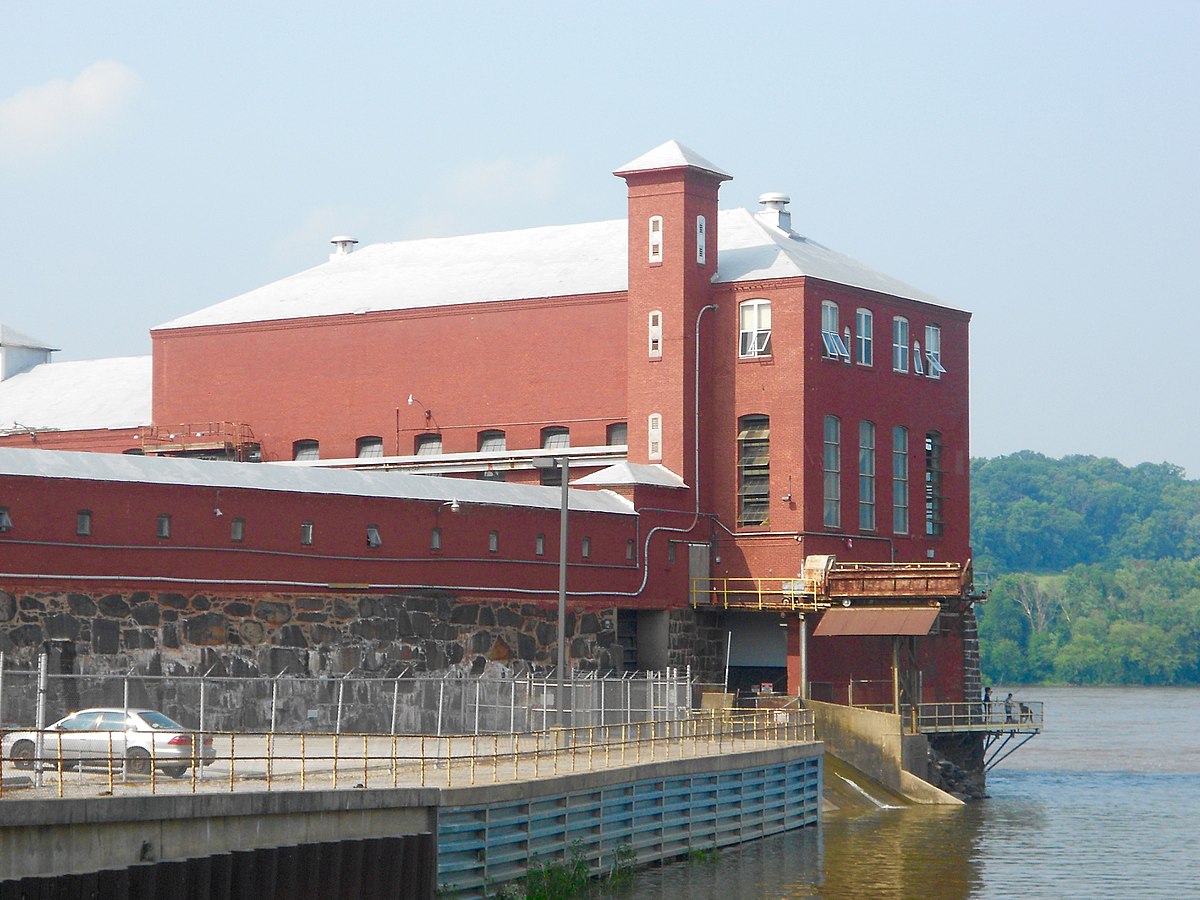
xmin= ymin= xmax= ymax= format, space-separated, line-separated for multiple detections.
xmin=10 ymin=740 xmax=35 ymax=770
xmin=126 ymin=747 xmax=151 ymax=776
xmin=162 ymin=764 xmax=187 ymax=779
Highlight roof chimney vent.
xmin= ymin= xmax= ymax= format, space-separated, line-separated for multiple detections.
xmin=757 ymin=193 xmax=792 ymax=233
xmin=329 ymin=235 xmax=358 ymax=260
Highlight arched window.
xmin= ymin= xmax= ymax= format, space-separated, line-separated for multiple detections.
xmin=855 ymin=308 xmax=874 ymax=366
xmin=478 ymin=430 xmax=506 ymax=452
xmin=648 ymin=310 xmax=663 ymax=359
xmin=648 ymin=216 xmax=663 ymax=263
xmin=892 ymin=317 xmax=910 ymax=372
xmin=606 ymin=423 xmax=628 ymax=446
xmin=823 ymin=416 xmax=841 ymax=528
xmin=541 ymin=427 xmax=569 ymax=450
xmin=356 ymin=436 xmax=384 ymax=458
xmin=739 ymin=300 xmax=772 ymax=358
xmin=293 ymin=439 xmax=319 ymax=461
xmin=859 ymin=421 xmax=876 ymax=531
xmin=415 ymin=433 xmax=442 ymax=455
xmin=821 ymin=301 xmax=850 ymax=360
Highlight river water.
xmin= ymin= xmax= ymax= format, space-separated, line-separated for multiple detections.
xmin=608 ymin=686 xmax=1200 ymax=898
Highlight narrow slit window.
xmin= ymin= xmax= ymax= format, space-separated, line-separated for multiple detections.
xmin=581 ymin=536 xmax=591 ymax=559
xmin=431 ymin=527 xmax=442 ymax=551
xmin=626 ymin=539 xmax=635 ymax=561
xmin=648 ymin=310 xmax=663 ymax=359
xmin=648 ymin=413 xmax=663 ymax=461
xmin=536 ymin=533 xmax=545 ymax=556
xmin=489 ymin=530 xmax=499 ymax=553
xmin=893 ymin=426 xmax=909 ymax=535
xmin=648 ymin=216 xmax=663 ymax=263
xmin=300 ymin=521 xmax=314 ymax=546
xmin=859 ymin=421 xmax=876 ymax=531
xmin=231 ymin=517 xmax=245 ymax=543
xmin=823 ymin=416 xmax=841 ymax=528
xmin=696 ymin=215 xmax=706 ymax=264
xmin=76 ymin=510 xmax=92 ymax=536
xmin=157 ymin=514 xmax=171 ymax=539
xmin=913 ymin=340 xmax=925 ymax=375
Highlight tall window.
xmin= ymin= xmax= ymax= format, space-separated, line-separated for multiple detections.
xmin=925 ymin=325 xmax=946 ymax=377
xmin=648 ymin=310 xmax=663 ymax=359
xmin=156 ymin=514 xmax=171 ymax=539
xmin=696 ymin=216 xmax=706 ymax=264
xmin=489 ymin=530 xmax=499 ymax=553
xmin=893 ymin=426 xmax=909 ymax=534
xmin=293 ymin=439 xmax=319 ymax=461
xmin=859 ymin=421 xmax=876 ymax=531
xmin=478 ymin=430 xmax=506 ymax=452
xmin=892 ymin=317 xmax=910 ymax=372
xmin=648 ymin=216 xmax=663 ymax=263
xmin=581 ymin=536 xmax=591 ymax=559
xmin=606 ymin=423 xmax=628 ymax=446
xmin=300 ymin=521 xmax=314 ymax=546
xmin=821 ymin=301 xmax=850 ymax=361
xmin=856 ymin=308 xmax=873 ymax=366
xmin=823 ymin=416 xmax=841 ymax=528
xmin=431 ymin=527 xmax=442 ymax=551
xmin=356 ymin=436 xmax=384 ymax=458
xmin=648 ymin=413 xmax=662 ymax=461
xmin=76 ymin=510 xmax=92 ymax=536
xmin=0 ymin=507 xmax=11 ymax=531
xmin=739 ymin=299 xmax=772 ymax=358
xmin=536 ymin=533 xmax=545 ymax=556
xmin=737 ymin=415 xmax=770 ymax=527
xmin=913 ymin=340 xmax=925 ymax=376
xmin=926 ymin=431 xmax=944 ymax=537
xmin=415 ymin=433 xmax=442 ymax=455
xmin=231 ymin=517 xmax=245 ymax=543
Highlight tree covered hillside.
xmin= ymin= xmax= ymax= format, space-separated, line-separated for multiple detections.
xmin=971 ymin=452 xmax=1200 ymax=685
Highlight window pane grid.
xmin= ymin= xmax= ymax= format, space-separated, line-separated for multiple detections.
xmin=737 ymin=415 xmax=770 ymax=527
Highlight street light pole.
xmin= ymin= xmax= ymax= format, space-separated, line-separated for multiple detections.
xmin=556 ymin=456 xmax=569 ymax=726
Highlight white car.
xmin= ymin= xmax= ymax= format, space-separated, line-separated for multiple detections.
xmin=3 ymin=707 xmax=215 ymax=778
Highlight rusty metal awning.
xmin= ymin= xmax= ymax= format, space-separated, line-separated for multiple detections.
xmin=813 ymin=606 xmax=941 ymax=636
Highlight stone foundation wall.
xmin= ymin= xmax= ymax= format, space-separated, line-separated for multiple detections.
xmin=666 ymin=608 xmax=726 ymax=684
xmin=0 ymin=587 xmax=625 ymax=680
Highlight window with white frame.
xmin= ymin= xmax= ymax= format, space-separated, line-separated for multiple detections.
xmin=821 ymin=301 xmax=851 ymax=361
xmin=893 ymin=426 xmax=909 ymax=534
xmin=925 ymin=325 xmax=946 ymax=377
xmin=648 ymin=310 xmax=663 ymax=359
xmin=648 ymin=216 xmax=663 ymax=263
xmin=823 ymin=416 xmax=841 ymax=528
xmin=415 ymin=433 xmax=442 ymax=455
xmin=893 ymin=317 xmax=910 ymax=372
xmin=913 ymin=340 xmax=925 ymax=376
xmin=739 ymin=299 xmax=772 ymax=358
xmin=859 ymin=421 xmax=876 ymax=531
xmin=648 ymin=413 xmax=662 ymax=461
xmin=541 ymin=427 xmax=569 ymax=450
xmin=856 ymin=308 xmax=874 ymax=366
xmin=696 ymin=216 xmax=706 ymax=264
xmin=76 ymin=510 xmax=92 ymax=537
xmin=356 ymin=436 xmax=384 ymax=458
xmin=737 ymin=415 xmax=770 ymax=527
xmin=478 ymin=430 xmax=506 ymax=452
xmin=367 ymin=525 xmax=382 ymax=548
xmin=926 ymin=431 xmax=944 ymax=537
xmin=293 ymin=439 xmax=319 ymax=461
xmin=300 ymin=521 xmax=314 ymax=546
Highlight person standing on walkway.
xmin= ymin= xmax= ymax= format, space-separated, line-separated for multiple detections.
xmin=1004 ymin=692 xmax=1015 ymax=723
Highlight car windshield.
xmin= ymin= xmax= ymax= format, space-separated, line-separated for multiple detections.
xmin=136 ymin=711 xmax=186 ymax=730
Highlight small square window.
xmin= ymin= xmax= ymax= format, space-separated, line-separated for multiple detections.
xmin=300 ymin=521 xmax=314 ymax=546
xmin=156 ymin=514 xmax=171 ymax=539
xmin=231 ymin=517 xmax=245 ymax=543
xmin=367 ymin=524 xmax=382 ymax=548
xmin=76 ymin=510 xmax=92 ymax=536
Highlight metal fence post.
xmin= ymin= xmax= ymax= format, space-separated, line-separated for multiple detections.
xmin=390 ymin=678 xmax=400 ymax=736
xmin=34 ymin=647 xmax=48 ymax=789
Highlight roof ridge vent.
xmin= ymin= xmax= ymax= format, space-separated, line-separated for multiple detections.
xmin=330 ymin=235 xmax=358 ymax=260
xmin=757 ymin=193 xmax=792 ymax=233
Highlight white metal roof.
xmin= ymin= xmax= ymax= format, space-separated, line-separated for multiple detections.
xmin=0 ymin=447 xmax=636 ymax=515
xmin=0 ymin=357 xmax=151 ymax=434
xmin=613 ymin=140 xmax=731 ymax=180
xmin=155 ymin=208 xmax=951 ymax=332
xmin=573 ymin=462 xmax=687 ymax=489
xmin=0 ymin=323 xmax=57 ymax=351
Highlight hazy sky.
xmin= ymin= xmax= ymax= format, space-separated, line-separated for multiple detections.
xmin=2 ymin=3 xmax=1197 ymax=475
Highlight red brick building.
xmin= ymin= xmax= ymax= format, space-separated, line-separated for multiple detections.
xmin=0 ymin=141 xmax=977 ymax=700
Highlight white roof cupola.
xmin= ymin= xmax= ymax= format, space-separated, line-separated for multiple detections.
xmin=757 ymin=193 xmax=792 ymax=234
xmin=329 ymin=235 xmax=359 ymax=260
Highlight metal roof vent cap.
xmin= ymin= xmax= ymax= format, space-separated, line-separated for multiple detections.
xmin=329 ymin=235 xmax=359 ymax=260
xmin=757 ymin=193 xmax=792 ymax=233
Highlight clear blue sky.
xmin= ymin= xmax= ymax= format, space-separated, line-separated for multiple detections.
xmin=2 ymin=2 xmax=1197 ymax=475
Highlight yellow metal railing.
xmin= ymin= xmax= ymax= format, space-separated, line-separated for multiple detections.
xmin=690 ymin=577 xmax=822 ymax=611
xmin=909 ymin=701 xmax=1044 ymax=734
xmin=0 ymin=710 xmax=816 ymax=800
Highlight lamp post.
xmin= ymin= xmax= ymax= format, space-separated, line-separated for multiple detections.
xmin=532 ymin=455 xmax=569 ymax=725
